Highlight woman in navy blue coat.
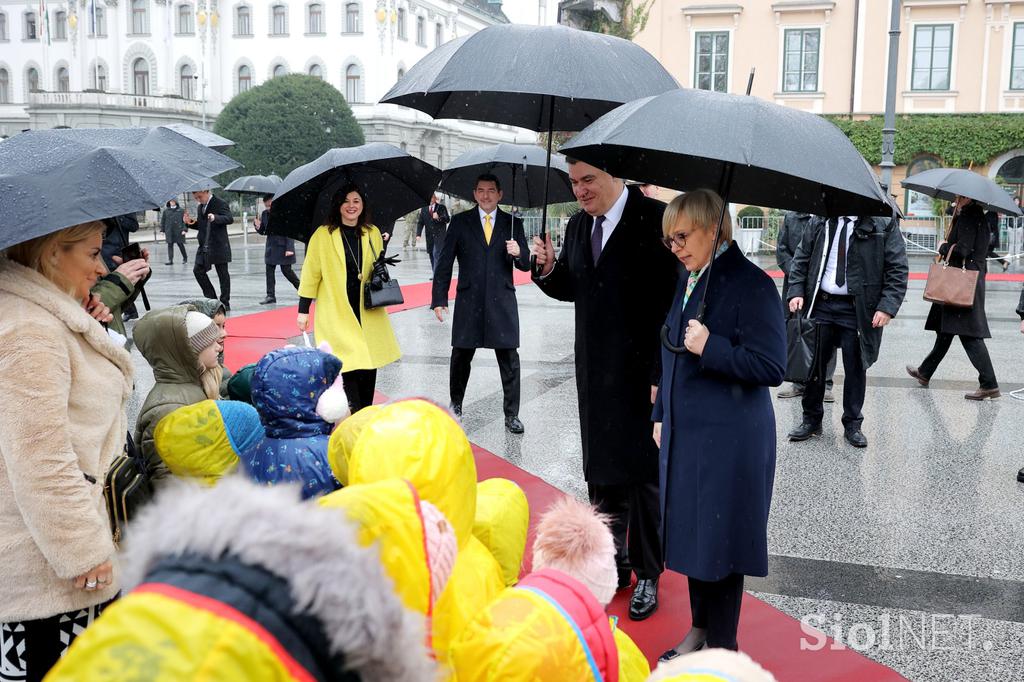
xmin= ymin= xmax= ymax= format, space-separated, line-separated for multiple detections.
xmin=652 ymin=189 xmax=786 ymax=658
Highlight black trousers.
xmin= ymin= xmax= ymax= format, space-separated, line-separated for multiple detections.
xmin=166 ymin=235 xmax=187 ymax=262
xmin=194 ymin=262 xmax=231 ymax=306
xmin=343 ymin=369 xmax=377 ymax=413
xmin=689 ymin=573 xmax=745 ymax=650
xmin=266 ymin=264 xmax=300 ymax=298
xmin=802 ymin=295 xmax=865 ymax=430
xmin=919 ymin=332 xmax=998 ymax=390
xmin=450 ymin=347 xmax=520 ymax=417
xmin=588 ymin=481 xmax=662 ymax=581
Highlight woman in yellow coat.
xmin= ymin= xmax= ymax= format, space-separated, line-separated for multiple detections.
xmin=297 ymin=184 xmax=400 ymax=412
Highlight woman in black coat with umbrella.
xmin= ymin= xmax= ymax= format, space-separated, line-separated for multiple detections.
xmin=907 ymin=197 xmax=1000 ymax=400
xmin=653 ymin=189 xmax=786 ymax=658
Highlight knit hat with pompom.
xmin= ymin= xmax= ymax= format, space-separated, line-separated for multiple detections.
xmin=531 ymin=497 xmax=618 ymax=607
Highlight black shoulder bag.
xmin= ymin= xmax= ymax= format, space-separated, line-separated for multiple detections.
xmin=103 ymin=431 xmax=154 ymax=546
xmin=364 ymin=238 xmax=404 ymax=309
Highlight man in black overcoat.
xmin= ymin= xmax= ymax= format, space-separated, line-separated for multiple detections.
xmin=417 ymin=193 xmax=451 ymax=274
xmin=255 ymin=195 xmax=299 ymax=305
xmin=185 ymin=189 xmax=235 ymax=310
xmin=531 ymin=159 xmax=679 ymax=620
xmin=432 ymin=174 xmax=530 ymax=433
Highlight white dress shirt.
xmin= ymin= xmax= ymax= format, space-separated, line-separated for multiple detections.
xmin=591 ymin=184 xmax=629 ymax=253
xmin=478 ymin=207 xmax=498 ymax=232
xmin=820 ymin=216 xmax=856 ymax=295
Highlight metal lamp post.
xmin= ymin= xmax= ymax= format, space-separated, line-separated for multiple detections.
xmin=879 ymin=0 xmax=902 ymax=191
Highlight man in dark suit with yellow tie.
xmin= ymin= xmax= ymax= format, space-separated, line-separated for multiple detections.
xmin=431 ymin=174 xmax=530 ymax=433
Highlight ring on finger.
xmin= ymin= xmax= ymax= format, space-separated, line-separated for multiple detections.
xmin=85 ymin=580 xmax=98 ymax=589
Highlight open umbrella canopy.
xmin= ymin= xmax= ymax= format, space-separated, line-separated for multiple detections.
xmin=0 ymin=127 xmax=240 ymax=252
xmin=224 ymin=174 xmax=282 ymax=196
xmin=560 ymin=88 xmax=893 ymax=218
xmin=380 ymin=23 xmax=678 ymax=132
xmin=187 ymin=178 xmax=222 ymax=192
xmin=901 ymin=168 xmax=1021 ymax=216
xmin=440 ymin=144 xmax=574 ymax=207
xmin=270 ymin=143 xmax=441 ymax=242
xmin=160 ymin=123 xmax=235 ymax=152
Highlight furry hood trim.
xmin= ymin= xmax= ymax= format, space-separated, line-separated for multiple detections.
xmin=119 ymin=476 xmax=435 ymax=681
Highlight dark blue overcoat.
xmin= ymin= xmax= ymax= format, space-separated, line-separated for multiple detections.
xmin=653 ymin=243 xmax=787 ymax=582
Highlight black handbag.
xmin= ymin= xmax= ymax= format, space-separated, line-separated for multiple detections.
xmin=364 ymin=240 xmax=404 ymax=309
xmin=784 ymin=310 xmax=818 ymax=384
xmin=103 ymin=431 xmax=153 ymax=546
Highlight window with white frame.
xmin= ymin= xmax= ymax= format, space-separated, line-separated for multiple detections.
xmin=132 ymin=57 xmax=150 ymax=94
xmin=1010 ymin=23 xmax=1024 ymax=90
xmin=56 ymin=66 xmax=69 ymax=91
xmin=397 ymin=66 xmax=405 ymax=80
xmin=307 ymin=3 xmax=323 ymax=33
xmin=92 ymin=63 xmax=107 ymax=90
xmin=273 ymin=63 xmax=286 ymax=77
xmin=238 ymin=64 xmax=252 ymax=92
xmin=694 ymin=31 xmax=728 ymax=92
xmin=782 ymin=28 xmax=819 ymax=92
xmin=54 ymin=11 xmax=67 ymax=39
xmin=180 ymin=63 xmax=195 ymax=98
xmin=0 ymin=13 xmax=7 ymax=40
xmin=415 ymin=15 xmax=424 ymax=45
xmin=0 ymin=69 xmax=8 ymax=102
xmin=345 ymin=63 xmax=361 ymax=102
xmin=345 ymin=2 xmax=359 ymax=33
xmin=130 ymin=0 xmax=149 ymax=34
xmin=397 ymin=7 xmax=406 ymax=39
xmin=271 ymin=4 xmax=287 ymax=35
xmin=911 ymin=24 xmax=952 ymax=91
xmin=309 ymin=63 xmax=322 ymax=79
xmin=434 ymin=22 xmax=442 ymax=47
xmin=24 ymin=12 xmax=37 ymax=40
xmin=235 ymin=5 xmax=251 ymax=35
xmin=89 ymin=6 xmax=106 ymax=36
xmin=177 ymin=4 xmax=194 ymax=33
xmin=26 ymin=67 xmax=39 ymax=92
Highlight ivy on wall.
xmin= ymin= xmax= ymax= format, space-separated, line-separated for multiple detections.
xmin=825 ymin=114 xmax=1024 ymax=167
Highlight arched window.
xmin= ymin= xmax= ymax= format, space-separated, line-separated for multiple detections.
xmin=345 ymin=63 xmax=360 ymax=102
xmin=132 ymin=57 xmax=150 ymax=95
xmin=397 ymin=66 xmax=405 ymax=80
xmin=131 ymin=0 xmax=148 ymax=34
xmin=92 ymin=63 xmax=107 ymax=90
xmin=995 ymin=152 xmax=1024 ymax=201
xmin=400 ymin=141 xmax=407 ymax=152
xmin=415 ymin=15 xmax=425 ymax=46
xmin=419 ymin=143 xmax=426 ymax=160
xmin=434 ymin=22 xmax=442 ymax=47
xmin=396 ymin=7 xmax=406 ymax=39
xmin=904 ymin=156 xmax=942 ymax=217
xmin=54 ymin=11 xmax=67 ymax=39
xmin=307 ymin=3 xmax=322 ymax=33
xmin=177 ymin=4 xmax=194 ymax=33
xmin=26 ymin=67 xmax=39 ymax=92
xmin=90 ymin=7 xmax=106 ymax=36
xmin=437 ymin=146 xmax=443 ymax=167
xmin=235 ymin=5 xmax=251 ymax=35
xmin=345 ymin=2 xmax=359 ymax=33
xmin=0 ymin=12 xmax=7 ymax=41
xmin=56 ymin=66 xmax=69 ymax=92
xmin=237 ymin=64 xmax=252 ymax=92
xmin=24 ymin=12 xmax=38 ymax=40
xmin=271 ymin=4 xmax=287 ymax=35
xmin=273 ymin=63 xmax=286 ymax=78
xmin=309 ymin=63 xmax=322 ymax=79
xmin=180 ymin=63 xmax=195 ymax=98
xmin=0 ymin=69 xmax=9 ymax=103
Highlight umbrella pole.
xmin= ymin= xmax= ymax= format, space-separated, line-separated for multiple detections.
xmin=533 ymin=98 xmax=555 ymax=274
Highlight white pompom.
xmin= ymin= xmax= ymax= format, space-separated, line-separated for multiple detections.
xmin=316 ymin=374 xmax=350 ymax=423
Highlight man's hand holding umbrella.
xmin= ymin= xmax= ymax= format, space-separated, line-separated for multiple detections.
xmin=531 ymin=234 xmax=556 ymax=277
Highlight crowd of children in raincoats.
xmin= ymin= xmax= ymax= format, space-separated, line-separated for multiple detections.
xmin=48 ymin=299 xmax=778 ymax=681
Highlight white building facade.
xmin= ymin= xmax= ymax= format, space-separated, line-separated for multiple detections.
xmin=0 ymin=0 xmax=558 ymax=158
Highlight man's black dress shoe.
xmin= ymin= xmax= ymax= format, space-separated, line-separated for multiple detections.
xmin=505 ymin=415 xmax=524 ymax=434
xmin=258 ymin=297 xmax=276 ymax=305
xmin=844 ymin=428 xmax=868 ymax=448
xmin=788 ymin=421 xmax=822 ymax=442
xmin=629 ymin=578 xmax=658 ymax=621
xmin=1017 ymin=467 xmax=1024 ymax=483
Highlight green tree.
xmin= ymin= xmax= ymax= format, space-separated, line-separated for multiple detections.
xmin=214 ymin=74 xmax=364 ymax=180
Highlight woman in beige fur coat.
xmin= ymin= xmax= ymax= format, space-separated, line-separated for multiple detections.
xmin=0 ymin=222 xmax=134 ymax=681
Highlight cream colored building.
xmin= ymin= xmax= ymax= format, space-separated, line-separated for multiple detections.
xmin=632 ymin=0 xmax=1024 ymax=215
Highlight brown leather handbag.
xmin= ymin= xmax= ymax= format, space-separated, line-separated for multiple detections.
xmin=923 ymin=256 xmax=978 ymax=308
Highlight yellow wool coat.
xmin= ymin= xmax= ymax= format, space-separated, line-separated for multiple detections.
xmin=298 ymin=225 xmax=401 ymax=371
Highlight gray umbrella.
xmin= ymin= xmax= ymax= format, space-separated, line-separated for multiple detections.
xmin=187 ymin=178 xmax=222 ymax=192
xmin=560 ymin=88 xmax=893 ymax=218
xmin=381 ymin=23 xmax=678 ymax=239
xmin=440 ymin=144 xmax=574 ymax=208
xmin=224 ymin=174 xmax=282 ymax=196
xmin=160 ymin=123 xmax=235 ymax=152
xmin=271 ymin=143 xmax=441 ymax=242
xmin=0 ymin=127 xmax=240 ymax=251
xmin=901 ymin=168 xmax=1022 ymax=216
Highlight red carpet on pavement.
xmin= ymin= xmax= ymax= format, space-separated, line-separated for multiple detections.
xmin=222 ymin=292 xmax=908 ymax=681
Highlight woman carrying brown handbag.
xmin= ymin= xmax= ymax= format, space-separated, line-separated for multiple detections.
xmin=907 ymin=196 xmax=1000 ymax=400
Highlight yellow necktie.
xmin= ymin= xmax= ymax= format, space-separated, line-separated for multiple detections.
xmin=484 ymin=214 xmax=493 ymax=244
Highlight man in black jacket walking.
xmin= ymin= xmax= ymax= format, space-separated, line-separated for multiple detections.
xmin=417 ymin=194 xmax=450 ymax=274
xmin=254 ymin=195 xmax=299 ymax=305
xmin=185 ymin=189 xmax=234 ymax=310
xmin=786 ymin=215 xmax=908 ymax=448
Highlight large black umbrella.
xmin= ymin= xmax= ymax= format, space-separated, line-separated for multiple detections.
xmin=0 ymin=127 xmax=239 ymax=251
xmin=381 ymin=23 xmax=678 ymax=239
xmin=560 ymin=88 xmax=893 ymax=349
xmin=160 ymin=124 xmax=235 ymax=153
xmin=224 ymin=174 xmax=283 ymax=196
xmin=270 ymin=143 xmax=441 ymax=242
xmin=440 ymin=144 xmax=574 ymax=208
xmin=901 ymin=168 xmax=1022 ymax=216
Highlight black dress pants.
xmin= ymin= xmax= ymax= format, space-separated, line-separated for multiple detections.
xmin=919 ymin=332 xmax=998 ymax=389
xmin=166 ymin=237 xmax=187 ymax=262
xmin=194 ymin=262 xmax=231 ymax=306
xmin=587 ymin=481 xmax=662 ymax=581
xmin=449 ymin=347 xmax=521 ymax=417
xmin=265 ymin=264 xmax=300 ymax=298
xmin=802 ymin=295 xmax=865 ymax=430
xmin=688 ymin=573 xmax=745 ymax=650
xmin=342 ymin=369 xmax=377 ymax=413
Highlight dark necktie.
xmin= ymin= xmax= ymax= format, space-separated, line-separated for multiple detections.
xmin=836 ymin=217 xmax=848 ymax=287
xmin=591 ymin=215 xmax=605 ymax=264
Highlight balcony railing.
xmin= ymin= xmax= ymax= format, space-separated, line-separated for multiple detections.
xmin=28 ymin=90 xmax=202 ymax=114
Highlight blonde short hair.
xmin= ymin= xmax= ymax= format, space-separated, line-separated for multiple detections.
xmin=3 ymin=222 xmax=107 ymax=296
xmin=662 ymin=189 xmax=732 ymax=245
